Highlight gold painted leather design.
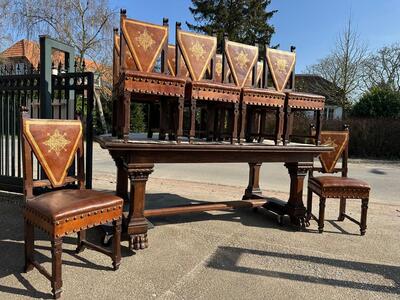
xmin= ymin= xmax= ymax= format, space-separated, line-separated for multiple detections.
xmin=225 ymin=41 xmax=258 ymax=88
xmin=167 ymin=45 xmax=189 ymax=77
xmin=23 ymin=119 xmax=82 ymax=187
xmin=177 ymin=30 xmax=217 ymax=81
xmin=266 ymin=48 xmax=295 ymax=92
xmin=319 ymin=131 xmax=349 ymax=173
xmin=121 ymin=18 xmax=167 ymax=72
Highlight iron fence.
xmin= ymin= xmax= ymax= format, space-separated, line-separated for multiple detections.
xmin=0 ymin=62 xmax=94 ymax=193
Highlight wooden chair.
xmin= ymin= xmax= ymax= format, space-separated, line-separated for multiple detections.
xmin=115 ymin=9 xmax=186 ymax=141
xmin=266 ymin=47 xmax=325 ymax=145
xmin=176 ymin=24 xmax=242 ymax=143
xmin=307 ymin=127 xmax=370 ymax=235
xmin=241 ymin=46 xmax=287 ymax=144
xmin=21 ymin=111 xmax=123 ymax=299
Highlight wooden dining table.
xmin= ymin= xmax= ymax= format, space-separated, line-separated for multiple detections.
xmin=95 ymin=135 xmax=332 ymax=251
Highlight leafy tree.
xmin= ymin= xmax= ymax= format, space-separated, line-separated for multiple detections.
xmin=187 ymin=0 xmax=277 ymax=51
xmin=352 ymin=86 xmax=400 ymax=118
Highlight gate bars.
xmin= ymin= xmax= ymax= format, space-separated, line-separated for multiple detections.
xmin=0 ymin=36 xmax=94 ymax=193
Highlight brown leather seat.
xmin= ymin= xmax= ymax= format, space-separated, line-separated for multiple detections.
xmin=309 ymin=176 xmax=370 ymax=198
xmin=26 ymin=189 xmax=123 ymax=222
xmin=310 ymin=176 xmax=370 ymax=189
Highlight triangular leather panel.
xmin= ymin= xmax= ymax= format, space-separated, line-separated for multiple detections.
xmin=24 ymin=120 xmax=82 ymax=187
xmin=177 ymin=31 xmax=217 ymax=81
xmin=167 ymin=45 xmax=189 ymax=77
xmin=122 ymin=18 xmax=167 ymax=72
xmin=266 ymin=48 xmax=295 ymax=92
xmin=225 ymin=41 xmax=258 ymax=88
xmin=319 ymin=131 xmax=349 ymax=173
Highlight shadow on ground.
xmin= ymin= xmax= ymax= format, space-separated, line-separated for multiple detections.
xmin=207 ymin=246 xmax=400 ymax=295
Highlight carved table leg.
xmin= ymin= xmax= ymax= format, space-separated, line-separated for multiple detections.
xmin=243 ymin=162 xmax=263 ymax=199
xmin=126 ymin=165 xmax=154 ymax=250
xmin=284 ymin=162 xmax=312 ymax=227
xmin=111 ymin=154 xmax=129 ymax=201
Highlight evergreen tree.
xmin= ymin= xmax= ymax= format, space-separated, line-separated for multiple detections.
xmin=187 ymin=0 xmax=277 ymax=51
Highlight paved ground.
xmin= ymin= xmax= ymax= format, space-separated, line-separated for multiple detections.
xmin=0 ymin=143 xmax=399 ymax=299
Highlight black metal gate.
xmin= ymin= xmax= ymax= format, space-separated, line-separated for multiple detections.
xmin=0 ymin=37 xmax=94 ymax=193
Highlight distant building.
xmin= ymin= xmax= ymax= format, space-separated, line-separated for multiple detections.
xmin=295 ymin=74 xmax=344 ymax=120
xmin=0 ymin=39 xmax=110 ymax=89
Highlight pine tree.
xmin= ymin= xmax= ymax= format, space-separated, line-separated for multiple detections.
xmin=187 ymin=0 xmax=277 ymax=51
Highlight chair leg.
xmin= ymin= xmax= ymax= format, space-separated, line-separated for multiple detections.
xmin=258 ymin=110 xmax=266 ymax=143
xmin=360 ymin=198 xmax=369 ymax=236
xmin=24 ymin=219 xmax=34 ymax=273
xmin=112 ymin=219 xmax=122 ymax=270
xmin=177 ymin=97 xmax=184 ymax=143
xmin=51 ymin=237 xmax=63 ymax=299
xmin=318 ymin=197 xmax=326 ymax=233
xmin=338 ymin=197 xmax=346 ymax=221
xmin=189 ymin=99 xmax=196 ymax=143
xmin=76 ymin=230 xmax=86 ymax=254
xmin=306 ymin=188 xmax=312 ymax=222
xmin=231 ymin=102 xmax=239 ymax=144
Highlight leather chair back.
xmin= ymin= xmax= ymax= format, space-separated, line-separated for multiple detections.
xmin=21 ymin=110 xmax=84 ymax=199
xmin=224 ymin=39 xmax=258 ymax=88
xmin=120 ymin=10 xmax=169 ymax=74
xmin=265 ymin=47 xmax=296 ymax=92
xmin=175 ymin=24 xmax=217 ymax=81
xmin=310 ymin=126 xmax=349 ymax=176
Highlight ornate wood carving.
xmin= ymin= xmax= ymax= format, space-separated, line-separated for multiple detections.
xmin=167 ymin=44 xmax=189 ymax=77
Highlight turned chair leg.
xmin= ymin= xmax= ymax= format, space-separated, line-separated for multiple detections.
xmin=360 ymin=198 xmax=369 ymax=236
xmin=51 ymin=237 xmax=63 ymax=299
xmin=24 ymin=219 xmax=34 ymax=272
xmin=318 ymin=197 xmax=326 ymax=233
xmin=189 ymin=99 xmax=196 ymax=143
xmin=112 ymin=219 xmax=122 ymax=270
xmin=306 ymin=188 xmax=312 ymax=221
xmin=76 ymin=230 xmax=86 ymax=254
xmin=338 ymin=197 xmax=346 ymax=221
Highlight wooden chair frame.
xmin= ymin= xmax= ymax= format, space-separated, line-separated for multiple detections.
xmin=21 ymin=110 xmax=122 ymax=299
xmin=115 ymin=9 xmax=186 ymax=141
xmin=307 ymin=125 xmax=370 ymax=235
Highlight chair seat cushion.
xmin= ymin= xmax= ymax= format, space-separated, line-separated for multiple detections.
xmin=309 ymin=176 xmax=370 ymax=198
xmin=188 ymin=81 xmax=241 ymax=103
xmin=24 ymin=189 xmax=123 ymax=238
xmin=242 ymin=87 xmax=285 ymax=107
xmin=121 ymin=70 xmax=186 ymax=97
xmin=286 ymin=91 xmax=325 ymax=110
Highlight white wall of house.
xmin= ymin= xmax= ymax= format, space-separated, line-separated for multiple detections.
xmin=305 ymin=105 xmax=343 ymax=120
